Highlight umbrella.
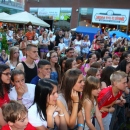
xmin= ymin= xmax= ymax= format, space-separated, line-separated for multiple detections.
xmin=71 ymin=28 xmax=76 ymax=31
xmin=0 ymin=12 xmax=10 ymax=19
xmin=76 ymin=26 xmax=101 ymax=43
xmin=109 ymin=31 xmax=130 ymax=40
xmin=76 ymin=26 xmax=101 ymax=34
xmin=0 ymin=11 xmax=50 ymax=27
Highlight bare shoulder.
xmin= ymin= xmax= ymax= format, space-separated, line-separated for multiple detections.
xmin=83 ymin=98 xmax=93 ymax=109
xmin=57 ymin=99 xmax=65 ymax=108
xmin=57 ymin=99 xmax=67 ymax=112
xmin=16 ymin=62 xmax=24 ymax=72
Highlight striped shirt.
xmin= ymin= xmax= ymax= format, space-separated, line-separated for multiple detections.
xmin=98 ymin=86 xmax=122 ymax=118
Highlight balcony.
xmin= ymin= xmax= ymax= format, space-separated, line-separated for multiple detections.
xmin=0 ymin=0 xmax=24 ymax=11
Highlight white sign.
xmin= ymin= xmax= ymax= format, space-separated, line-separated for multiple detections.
xmin=38 ymin=8 xmax=60 ymax=20
xmin=92 ymin=8 xmax=129 ymax=25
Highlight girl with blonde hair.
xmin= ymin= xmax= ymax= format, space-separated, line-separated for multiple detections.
xmin=6 ymin=46 xmax=19 ymax=71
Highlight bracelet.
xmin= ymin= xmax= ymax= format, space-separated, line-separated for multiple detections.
xmin=17 ymin=98 xmax=23 ymax=101
xmin=78 ymin=124 xmax=84 ymax=128
xmin=73 ymin=102 xmax=79 ymax=103
xmin=59 ymin=113 xmax=65 ymax=117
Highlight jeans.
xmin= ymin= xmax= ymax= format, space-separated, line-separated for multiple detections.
xmin=95 ymin=113 xmax=112 ymax=130
xmin=113 ymin=106 xmax=125 ymax=130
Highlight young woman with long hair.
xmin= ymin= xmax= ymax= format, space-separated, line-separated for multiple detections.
xmin=31 ymin=35 xmax=39 ymax=46
xmin=81 ymin=35 xmax=90 ymax=59
xmin=48 ymin=32 xmax=55 ymax=50
xmin=64 ymin=58 xmax=77 ymax=72
xmin=0 ymin=49 xmax=8 ymax=63
xmin=59 ymin=56 xmax=67 ymax=78
xmin=19 ymin=36 xmax=29 ymax=56
xmin=47 ymin=50 xmax=61 ymax=84
xmin=83 ymin=76 xmax=104 ymax=130
xmin=57 ymin=69 xmax=85 ymax=129
xmin=39 ymin=32 xmax=50 ymax=59
xmin=86 ymin=67 xmax=101 ymax=79
xmin=6 ymin=46 xmax=19 ymax=71
xmin=73 ymin=34 xmax=82 ymax=55
xmin=0 ymin=64 xmax=11 ymax=126
xmin=28 ymin=78 xmax=67 ymax=130
xmin=81 ymin=53 xmax=97 ymax=76
xmin=63 ymin=32 xmax=71 ymax=49
xmin=101 ymin=66 xmax=115 ymax=89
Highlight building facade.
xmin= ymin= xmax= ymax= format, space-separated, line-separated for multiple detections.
xmin=0 ymin=0 xmax=24 ymax=14
xmin=25 ymin=0 xmax=130 ymax=33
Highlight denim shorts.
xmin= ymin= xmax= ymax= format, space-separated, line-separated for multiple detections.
xmin=40 ymin=48 xmax=48 ymax=53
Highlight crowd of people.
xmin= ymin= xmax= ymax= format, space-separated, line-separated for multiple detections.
xmin=0 ymin=25 xmax=130 ymax=130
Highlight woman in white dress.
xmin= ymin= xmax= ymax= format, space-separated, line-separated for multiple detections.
xmin=81 ymin=35 xmax=90 ymax=59
xmin=63 ymin=32 xmax=71 ymax=49
xmin=73 ymin=34 xmax=82 ymax=55
xmin=31 ymin=35 xmax=39 ymax=46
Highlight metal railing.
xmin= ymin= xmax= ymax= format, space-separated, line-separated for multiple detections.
xmin=0 ymin=0 xmax=24 ymax=9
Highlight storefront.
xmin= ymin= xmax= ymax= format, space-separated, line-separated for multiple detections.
xmin=79 ymin=8 xmax=130 ymax=34
xmin=25 ymin=0 xmax=130 ymax=31
xmin=30 ymin=7 xmax=72 ymax=30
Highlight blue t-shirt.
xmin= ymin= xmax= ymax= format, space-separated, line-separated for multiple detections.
xmin=30 ymin=76 xmax=41 ymax=85
xmin=50 ymin=72 xmax=58 ymax=82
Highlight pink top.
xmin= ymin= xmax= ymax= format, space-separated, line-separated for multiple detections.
xmin=114 ymin=52 xmax=121 ymax=57
xmin=80 ymin=63 xmax=90 ymax=76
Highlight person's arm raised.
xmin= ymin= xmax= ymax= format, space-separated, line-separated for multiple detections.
xmin=57 ymin=89 xmax=79 ymax=129
xmin=69 ymin=89 xmax=79 ymax=129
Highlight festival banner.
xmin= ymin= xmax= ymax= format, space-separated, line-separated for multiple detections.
xmin=38 ymin=8 xmax=60 ymax=20
xmin=92 ymin=8 xmax=129 ymax=25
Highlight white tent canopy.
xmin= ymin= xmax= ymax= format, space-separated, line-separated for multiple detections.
xmin=0 ymin=12 xmax=10 ymax=18
xmin=71 ymin=28 xmax=76 ymax=31
xmin=0 ymin=11 xmax=50 ymax=27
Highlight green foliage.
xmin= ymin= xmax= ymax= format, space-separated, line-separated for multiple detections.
xmin=1 ymin=8 xmax=10 ymax=14
xmin=1 ymin=34 xmax=8 ymax=51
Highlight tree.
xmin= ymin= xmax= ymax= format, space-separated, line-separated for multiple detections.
xmin=1 ymin=33 xmax=8 ymax=51
xmin=1 ymin=8 xmax=10 ymax=14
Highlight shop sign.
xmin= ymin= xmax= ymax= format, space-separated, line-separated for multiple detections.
xmin=59 ymin=12 xmax=71 ymax=20
xmin=92 ymin=8 xmax=129 ymax=25
xmin=38 ymin=8 xmax=60 ymax=20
